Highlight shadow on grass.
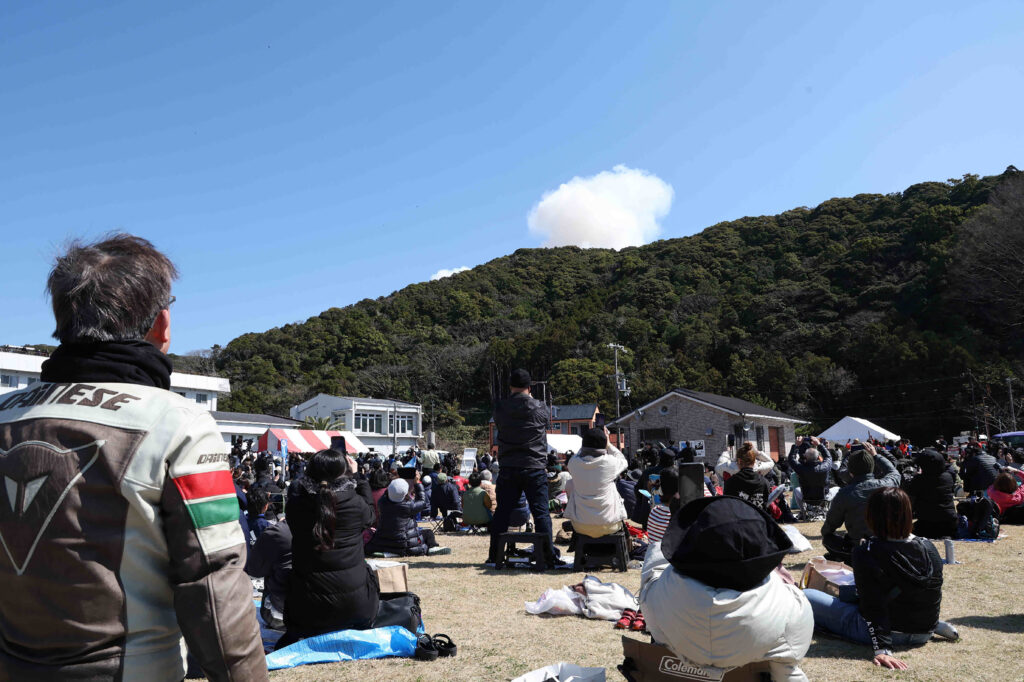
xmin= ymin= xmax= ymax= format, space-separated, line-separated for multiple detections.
xmin=948 ymin=614 xmax=1024 ymax=633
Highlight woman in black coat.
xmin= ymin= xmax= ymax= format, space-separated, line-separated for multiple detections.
xmin=279 ymin=449 xmax=379 ymax=648
xmin=365 ymin=477 xmax=440 ymax=556
xmin=905 ymin=448 xmax=957 ymax=539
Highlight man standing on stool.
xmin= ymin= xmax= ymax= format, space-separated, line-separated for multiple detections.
xmin=486 ymin=369 xmax=563 ymax=568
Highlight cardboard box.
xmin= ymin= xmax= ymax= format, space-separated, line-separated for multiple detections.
xmin=620 ymin=637 xmax=771 ymax=682
xmin=799 ymin=556 xmax=857 ymax=602
xmin=366 ymin=559 xmax=409 ymax=593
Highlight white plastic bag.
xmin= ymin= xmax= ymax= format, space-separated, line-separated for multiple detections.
xmin=524 ymin=587 xmax=583 ymax=616
xmin=780 ymin=524 xmax=812 ymax=554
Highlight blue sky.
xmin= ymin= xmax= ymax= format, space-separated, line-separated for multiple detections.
xmin=2 ymin=2 xmax=1023 ymax=353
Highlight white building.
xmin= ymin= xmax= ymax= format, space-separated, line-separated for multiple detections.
xmin=289 ymin=393 xmax=423 ymax=455
xmin=0 ymin=347 xmax=230 ymax=410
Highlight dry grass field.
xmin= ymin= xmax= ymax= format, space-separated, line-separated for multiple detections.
xmin=261 ymin=522 xmax=1024 ymax=682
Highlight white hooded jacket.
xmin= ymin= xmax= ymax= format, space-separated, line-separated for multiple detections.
xmin=564 ymin=444 xmax=628 ymax=527
xmin=639 ymin=543 xmax=813 ymax=682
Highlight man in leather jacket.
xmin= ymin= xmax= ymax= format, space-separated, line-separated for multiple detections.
xmin=0 ymin=234 xmax=266 ymax=681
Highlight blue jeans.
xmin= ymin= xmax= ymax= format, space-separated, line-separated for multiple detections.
xmin=487 ymin=467 xmax=558 ymax=565
xmin=803 ymin=589 xmax=933 ymax=648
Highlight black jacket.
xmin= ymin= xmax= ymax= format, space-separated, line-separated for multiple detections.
xmin=431 ymin=480 xmax=463 ymax=513
xmin=852 ymin=537 xmax=943 ymax=653
xmin=245 ymin=519 xmax=292 ymax=621
xmin=723 ymin=468 xmax=771 ymax=508
xmin=905 ymin=450 xmax=956 ymax=537
xmin=285 ymin=477 xmax=379 ymax=637
xmin=366 ymin=483 xmax=430 ymax=556
xmin=963 ymin=452 xmax=1002 ymax=492
xmin=789 ymin=449 xmax=832 ymax=501
xmin=493 ymin=392 xmax=549 ymax=469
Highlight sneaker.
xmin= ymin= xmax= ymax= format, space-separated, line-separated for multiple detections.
xmin=428 ymin=546 xmax=452 ymax=556
xmin=934 ymin=621 xmax=960 ymax=641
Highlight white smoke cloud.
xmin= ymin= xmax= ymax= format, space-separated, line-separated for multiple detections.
xmin=430 ymin=266 xmax=471 ymax=281
xmin=527 ymin=165 xmax=674 ymax=249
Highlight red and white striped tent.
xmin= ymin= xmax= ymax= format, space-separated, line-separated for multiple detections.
xmin=258 ymin=428 xmax=368 ymax=455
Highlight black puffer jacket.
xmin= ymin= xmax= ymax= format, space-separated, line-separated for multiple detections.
xmin=852 ymin=536 xmax=943 ymax=653
xmin=905 ymin=449 xmax=956 ymax=538
xmin=285 ymin=477 xmax=379 ymax=637
xmin=366 ymin=483 xmax=430 ymax=556
xmin=963 ymin=452 xmax=1002 ymax=492
xmin=493 ymin=392 xmax=549 ymax=469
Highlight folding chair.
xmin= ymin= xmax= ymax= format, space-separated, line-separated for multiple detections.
xmin=432 ymin=509 xmax=463 ymax=534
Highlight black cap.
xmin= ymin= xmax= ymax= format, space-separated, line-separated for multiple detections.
xmin=509 ymin=368 xmax=532 ymax=388
xmin=661 ymin=496 xmax=792 ymax=592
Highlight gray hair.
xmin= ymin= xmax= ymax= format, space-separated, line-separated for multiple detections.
xmin=481 ymin=470 xmax=492 ymax=481
xmin=47 ymin=233 xmax=178 ymax=343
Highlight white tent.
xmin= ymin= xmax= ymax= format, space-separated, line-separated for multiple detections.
xmin=818 ymin=416 xmax=900 ymax=443
xmin=546 ymin=434 xmax=583 ymax=455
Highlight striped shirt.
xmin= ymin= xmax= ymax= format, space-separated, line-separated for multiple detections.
xmin=647 ymin=503 xmax=672 ymax=543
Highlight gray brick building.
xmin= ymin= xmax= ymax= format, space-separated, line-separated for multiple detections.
xmin=610 ymin=388 xmax=808 ymax=463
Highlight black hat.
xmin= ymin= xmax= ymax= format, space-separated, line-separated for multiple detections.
xmin=661 ymin=496 xmax=792 ymax=592
xmin=582 ymin=427 xmax=607 ymax=450
xmin=848 ymin=449 xmax=875 ymax=477
xmin=509 ymin=368 xmax=531 ymax=388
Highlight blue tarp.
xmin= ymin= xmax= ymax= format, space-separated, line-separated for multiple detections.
xmin=265 ymin=625 xmax=418 ymax=670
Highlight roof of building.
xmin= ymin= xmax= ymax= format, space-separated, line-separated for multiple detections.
xmin=292 ymin=392 xmax=420 ymax=410
xmin=550 ymin=404 xmax=599 ymax=421
xmin=611 ymin=388 xmax=807 ymax=425
xmin=211 ymin=411 xmax=302 ymax=425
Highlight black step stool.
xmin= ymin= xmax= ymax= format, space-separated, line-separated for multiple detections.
xmin=499 ymin=532 xmax=549 ymax=570
xmin=573 ymin=530 xmax=629 ymax=572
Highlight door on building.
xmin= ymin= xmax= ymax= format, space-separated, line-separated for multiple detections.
xmin=768 ymin=427 xmax=781 ymax=462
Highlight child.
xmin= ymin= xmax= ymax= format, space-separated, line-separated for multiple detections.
xmin=646 ymin=467 xmax=679 ymax=544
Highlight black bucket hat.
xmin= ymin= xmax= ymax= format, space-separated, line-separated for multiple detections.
xmin=661 ymin=496 xmax=793 ymax=592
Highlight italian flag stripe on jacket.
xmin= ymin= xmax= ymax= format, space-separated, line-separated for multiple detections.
xmin=173 ymin=470 xmax=239 ymax=529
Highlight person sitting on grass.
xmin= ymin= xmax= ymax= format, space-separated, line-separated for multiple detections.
xmin=365 ymin=478 xmax=450 ymax=556
xmin=905 ymin=448 xmax=957 ymax=539
xmin=564 ymin=427 xmax=629 ymax=539
xmin=246 ymin=488 xmax=273 ymax=542
xmin=804 ymin=487 xmax=958 ymax=671
xmin=723 ymin=441 xmax=771 ymax=508
xmin=278 ymin=449 xmax=379 ymax=649
xmin=987 ymin=470 xmax=1024 ymax=524
xmin=820 ymin=445 xmax=901 ymax=561
xmin=645 ymin=466 xmax=679 ymax=545
xmin=245 ymin=517 xmax=292 ymax=631
xmin=640 ymin=496 xmax=813 ymax=681
xmin=461 ymin=472 xmax=493 ymax=527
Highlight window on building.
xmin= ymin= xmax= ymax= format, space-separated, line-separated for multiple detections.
xmin=331 ymin=411 xmax=348 ymax=430
xmin=355 ymin=413 xmax=383 ymax=433
xmin=195 ymin=393 xmax=208 ymax=404
xmin=26 ymin=377 xmax=37 ymax=385
xmin=389 ymin=414 xmax=416 ymax=434
xmin=573 ymin=423 xmax=588 ymax=436
xmin=640 ymin=428 xmax=671 ymax=443
xmin=176 ymin=391 xmax=187 ymax=398
xmin=0 ymin=375 xmax=14 ymax=388
xmin=756 ymin=425 xmax=765 ymax=452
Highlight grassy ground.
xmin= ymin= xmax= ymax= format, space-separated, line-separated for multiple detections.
xmin=263 ymin=522 xmax=1024 ymax=682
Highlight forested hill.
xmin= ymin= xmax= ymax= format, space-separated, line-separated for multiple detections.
xmin=216 ymin=167 xmax=1024 ymax=442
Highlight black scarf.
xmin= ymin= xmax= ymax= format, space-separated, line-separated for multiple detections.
xmin=40 ymin=340 xmax=173 ymax=389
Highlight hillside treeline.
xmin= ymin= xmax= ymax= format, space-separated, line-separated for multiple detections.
xmin=215 ymin=167 xmax=1024 ymax=442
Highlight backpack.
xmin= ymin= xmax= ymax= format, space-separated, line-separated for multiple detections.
xmin=956 ymin=496 xmax=1001 ymax=539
